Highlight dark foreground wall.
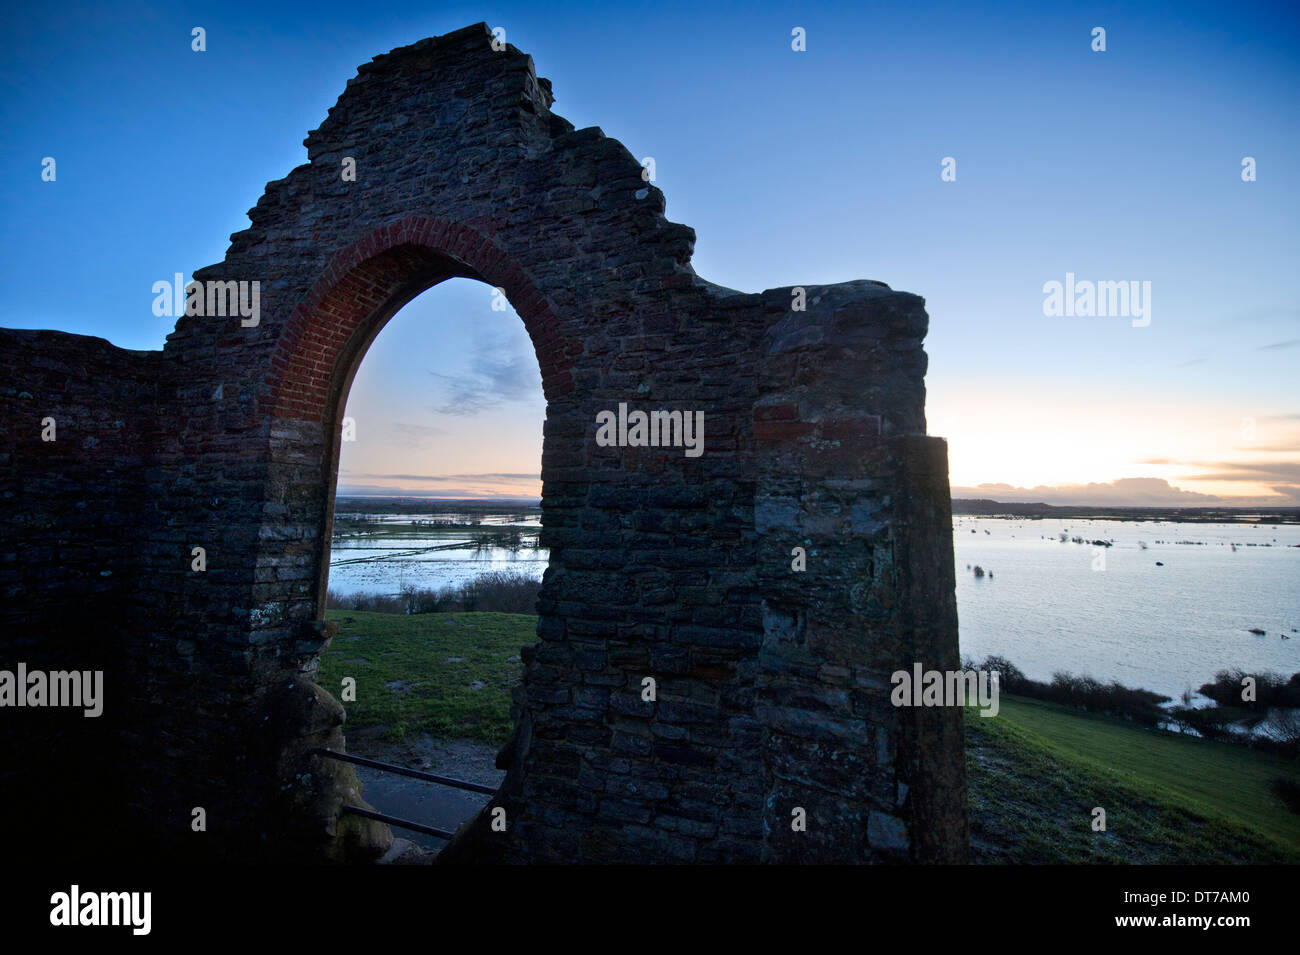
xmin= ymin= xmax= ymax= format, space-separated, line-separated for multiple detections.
xmin=0 ymin=23 xmax=966 ymax=864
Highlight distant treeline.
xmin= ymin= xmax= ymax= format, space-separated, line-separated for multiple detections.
xmin=334 ymin=496 xmax=540 ymax=517
xmin=967 ymin=654 xmax=1300 ymax=760
xmin=965 ymin=655 xmax=1171 ymax=726
xmin=953 ymin=499 xmax=1300 ymax=524
xmin=326 ymin=570 xmax=540 ymax=615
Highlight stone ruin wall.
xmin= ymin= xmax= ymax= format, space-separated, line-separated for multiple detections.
xmin=0 ymin=23 xmax=967 ymax=864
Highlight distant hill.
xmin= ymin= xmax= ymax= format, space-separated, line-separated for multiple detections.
xmin=952 ymin=499 xmax=1300 ymax=524
xmin=335 ymin=495 xmax=540 ymax=514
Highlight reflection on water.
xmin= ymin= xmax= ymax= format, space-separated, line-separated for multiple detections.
xmin=328 ymin=510 xmax=547 ymax=595
xmin=955 ymin=517 xmax=1300 ymax=699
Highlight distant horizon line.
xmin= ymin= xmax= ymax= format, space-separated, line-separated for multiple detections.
xmin=338 ymin=472 xmax=1300 ymax=508
xmin=334 ymin=491 xmax=1300 ymax=512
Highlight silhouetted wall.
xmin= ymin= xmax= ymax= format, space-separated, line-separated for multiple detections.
xmin=0 ymin=23 xmax=966 ymax=864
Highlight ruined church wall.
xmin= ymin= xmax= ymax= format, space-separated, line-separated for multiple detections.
xmin=0 ymin=22 xmax=966 ymax=864
xmin=0 ymin=328 xmax=161 ymax=856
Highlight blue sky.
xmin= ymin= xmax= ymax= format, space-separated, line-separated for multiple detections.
xmin=3 ymin=1 xmax=1298 ymax=503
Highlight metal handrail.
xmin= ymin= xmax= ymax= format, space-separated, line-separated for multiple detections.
xmin=314 ymin=748 xmax=499 ymax=795
xmin=341 ymin=804 xmax=456 ymax=840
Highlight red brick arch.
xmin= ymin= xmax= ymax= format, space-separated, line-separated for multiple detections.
xmin=266 ymin=215 xmax=576 ymax=423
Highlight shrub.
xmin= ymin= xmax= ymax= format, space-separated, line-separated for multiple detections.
xmin=970 ymin=655 xmax=1169 ymax=725
xmin=975 ymin=655 xmax=1028 ymax=693
xmin=1198 ymin=669 xmax=1300 ymax=711
xmin=325 ymin=570 xmax=541 ymax=615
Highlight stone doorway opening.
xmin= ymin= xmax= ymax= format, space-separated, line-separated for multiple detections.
xmin=314 ymin=275 xmax=546 ymax=859
xmin=251 ymin=222 xmax=574 ymax=862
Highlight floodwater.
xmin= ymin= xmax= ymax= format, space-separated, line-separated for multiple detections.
xmin=328 ymin=510 xmax=1300 ymax=699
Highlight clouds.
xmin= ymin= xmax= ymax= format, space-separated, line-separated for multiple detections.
xmin=953 ymin=475 xmax=1300 ymax=506
xmin=951 ymin=477 xmax=1229 ymax=506
xmin=337 ymin=471 xmax=542 ymax=500
xmin=342 ymin=472 xmax=540 ymax=483
xmin=1171 ymin=306 xmax=1298 ymax=366
xmin=1177 ymin=460 xmax=1300 ymax=485
xmin=1173 ymin=453 xmax=1300 ymax=504
xmin=1145 ymin=455 xmax=1300 ymax=480
xmin=430 ymin=331 xmax=543 ymax=415
xmin=388 ymin=422 xmax=444 ymax=448
xmin=1250 ymin=442 xmax=1300 ymax=452
xmin=335 ymin=484 xmax=540 ymax=500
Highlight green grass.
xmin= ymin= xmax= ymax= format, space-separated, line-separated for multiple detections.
xmin=317 ymin=609 xmax=534 ymax=744
xmin=969 ymin=695 xmax=1300 ymax=863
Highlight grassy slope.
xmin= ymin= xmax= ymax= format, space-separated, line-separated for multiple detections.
xmin=317 ymin=611 xmax=1299 ymax=862
xmin=318 ymin=610 xmax=532 ymax=743
xmin=969 ymin=696 xmax=1300 ymax=863
xmin=999 ymin=696 xmax=1300 ymax=847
